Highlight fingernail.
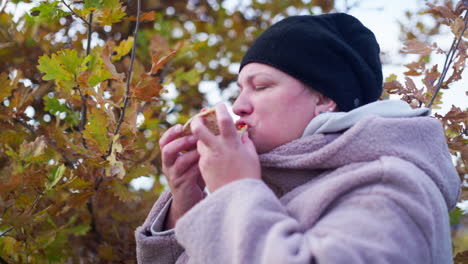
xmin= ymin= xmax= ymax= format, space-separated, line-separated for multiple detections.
xmin=188 ymin=135 xmax=197 ymax=142
xmin=175 ymin=124 xmax=182 ymax=132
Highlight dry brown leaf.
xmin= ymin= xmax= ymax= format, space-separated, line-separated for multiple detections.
xmin=427 ymin=3 xmax=457 ymax=21
xmin=404 ymin=61 xmax=426 ymax=76
xmin=402 ymin=39 xmax=435 ymax=57
xmin=451 ymin=17 xmax=465 ymax=37
xmin=148 ymin=50 xmax=177 ymax=76
xmin=132 ymin=76 xmax=163 ymax=102
xmin=423 ymin=64 xmax=440 ymax=93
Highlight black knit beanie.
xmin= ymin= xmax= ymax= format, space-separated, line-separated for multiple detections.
xmin=239 ymin=13 xmax=383 ymax=112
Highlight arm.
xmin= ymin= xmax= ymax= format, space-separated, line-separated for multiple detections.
xmin=174 ymin=159 xmax=439 ymax=263
xmin=135 ymin=191 xmax=185 ymax=264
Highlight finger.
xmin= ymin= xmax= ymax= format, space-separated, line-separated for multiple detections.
xmin=196 ymin=139 xmax=209 ymax=155
xmin=159 ymin=124 xmax=183 ymax=149
xmin=191 ymin=117 xmax=217 ymax=148
xmin=173 ymin=149 xmax=200 ymax=176
xmin=215 ymin=103 xmax=237 ymax=139
xmin=161 ymin=135 xmax=198 ymax=167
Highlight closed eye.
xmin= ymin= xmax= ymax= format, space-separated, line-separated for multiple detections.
xmin=255 ymin=86 xmax=268 ymax=90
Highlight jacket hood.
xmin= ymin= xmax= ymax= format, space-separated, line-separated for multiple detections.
xmin=259 ymin=100 xmax=460 ymax=209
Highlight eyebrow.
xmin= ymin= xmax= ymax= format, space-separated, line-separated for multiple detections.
xmin=237 ymin=72 xmax=274 ymax=89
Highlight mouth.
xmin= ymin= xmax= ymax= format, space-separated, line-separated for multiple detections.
xmin=235 ymin=120 xmax=250 ymax=131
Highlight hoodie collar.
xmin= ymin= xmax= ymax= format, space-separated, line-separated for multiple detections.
xmin=302 ymin=100 xmax=431 ymax=137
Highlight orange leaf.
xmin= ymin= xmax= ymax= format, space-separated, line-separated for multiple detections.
xmin=126 ymin=11 xmax=157 ymax=22
xmin=132 ymin=76 xmax=162 ymax=102
xmin=402 ymin=39 xmax=436 ymax=57
xmin=148 ymin=50 xmax=177 ymax=76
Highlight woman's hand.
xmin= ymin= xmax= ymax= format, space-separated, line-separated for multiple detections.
xmin=159 ymin=124 xmax=206 ymax=229
xmin=191 ymin=104 xmax=261 ymax=193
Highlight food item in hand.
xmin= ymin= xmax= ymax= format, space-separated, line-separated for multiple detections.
xmin=182 ymin=108 xmax=248 ymax=136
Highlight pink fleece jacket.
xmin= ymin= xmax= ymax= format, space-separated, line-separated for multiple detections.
xmin=136 ymin=109 xmax=460 ymax=263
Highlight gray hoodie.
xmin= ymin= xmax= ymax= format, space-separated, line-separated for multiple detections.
xmin=135 ymin=100 xmax=460 ymax=263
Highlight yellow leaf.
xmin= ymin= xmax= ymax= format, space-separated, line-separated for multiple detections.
xmin=112 ymin=37 xmax=134 ymax=62
xmin=82 ymin=108 xmax=110 ymax=154
xmin=0 ymin=72 xmax=14 ymax=100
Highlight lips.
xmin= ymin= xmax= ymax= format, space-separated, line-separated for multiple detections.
xmin=235 ymin=120 xmax=250 ymax=130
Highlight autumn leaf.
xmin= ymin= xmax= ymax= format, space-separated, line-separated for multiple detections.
xmin=105 ymin=135 xmax=125 ymax=179
xmin=82 ymin=108 xmax=111 ymax=154
xmin=102 ymin=43 xmax=125 ymax=82
xmin=126 ymin=11 xmax=157 ymax=22
xmin=422 ymin=65 xmax=440 ymax=93
xmin=0 ymin=72 xmax=15 ymax=100
xmin=95 ymin=0 xmax=126 ymax=26
xmin=148 ymin=50 xmax=178 ymax=75
xmin=404 ymin=61 xmax=426 ymax=76
xmin=426 ymin=3 xmax=457 ymax=21
xmin=112 ymin=37 xmax=134 ymax=62
xmin=401 ymin=39 xmax=436 ymax=57
xmin=132 ymin=76 xmax=163 ymax=102
xmin=19 ymin=136 xmax=47 ymax=162
xmin=451 ymin=17 xmax=465 ymax=37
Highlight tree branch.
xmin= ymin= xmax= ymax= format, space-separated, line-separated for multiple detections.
xmin=60 ymin=0 xmax=91 ymax=26
xmin=87 ymin=177 xmax=103 ymax=243
xmin=0 ymin=227 xmax=13 ymax=238
xmin=77 ymin=11 xmax=93 ymax=149
xmin=428 ymin=11 xmax=468 ymax=108
xmin=104 ymin=0 xmax=141 ymax=158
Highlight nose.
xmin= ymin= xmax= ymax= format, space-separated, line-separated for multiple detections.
xmin=232 ymin=91 xmax=253 ymax=117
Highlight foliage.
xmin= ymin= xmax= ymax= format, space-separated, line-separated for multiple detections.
xmin=0 ymin=0 xmax=466 ymax=262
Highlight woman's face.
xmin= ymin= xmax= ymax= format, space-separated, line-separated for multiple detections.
xmin=234 ymin=63 xmax=332 ymax=154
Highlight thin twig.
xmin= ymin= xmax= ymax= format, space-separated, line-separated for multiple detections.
xmin=77 ymin=11 xmax=93 ymax=149
xmin=104 ymin=0 xmax=141 ymax=158
xmin=86 ymin=11 xmax=93 ymax=56
xmin=0 ymin=227 xmax=13 ymax=238
xmin=13 ymin=118 xmax=75 ymax=167
xmin=60 ymin=0 xmax=91 ymax=26
xmin=428 ymin=11 xmax=468 ymax=108
xmin=87 ymin=177 xmax=103 ymax=243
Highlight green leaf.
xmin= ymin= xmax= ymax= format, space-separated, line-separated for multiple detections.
xmin=46 ymin=164 xmax=66 ymax=191
xmin=37 ymin=54 xmax=73 ymax=81
xmin=58 ymin=49 xmax=87 ymax=77
xmin=43 ymin=96 xmax=79 ymax=126
xmin=87 ymin=55 xmax=111 ymax=86
xmin=30 ymin=1 xmax=69 ymax=22
xmin=450 ymin=206 xmax=464 ymax=226
xmin=84 ymin=0 xmax=104 ymax=9
xmin=67 ymin=224 xmax=90 ymax=236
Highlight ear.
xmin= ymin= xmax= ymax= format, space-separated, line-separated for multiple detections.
xmin=313 ymin=93 xmax=338 ymax=116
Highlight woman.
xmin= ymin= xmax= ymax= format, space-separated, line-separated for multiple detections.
xmin=136 ymin=13 xmax=460 ymax=263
